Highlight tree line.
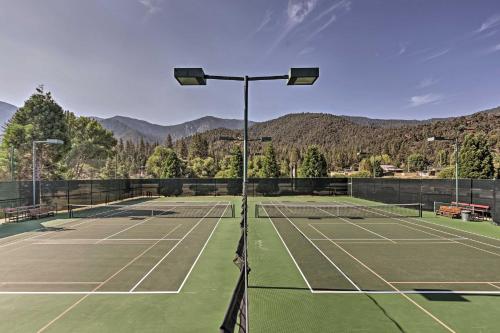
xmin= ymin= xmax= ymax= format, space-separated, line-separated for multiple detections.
xmin=0 ymin=88 xmax=498 ymax=181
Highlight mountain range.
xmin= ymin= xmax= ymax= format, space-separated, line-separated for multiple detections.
xmin=92 ymin=115 xmax=257 ymax=143
xmin=0 ymin=100 xmax=498 ymax=165
xmin=0 ymin=101 xmax=17 ymax=129
xmin=178 ymin=107 xmax=500 ymax=169
xmin=92 ymin=114 xmax=455 ymax=143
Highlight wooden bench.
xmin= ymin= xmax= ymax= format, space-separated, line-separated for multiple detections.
xmin=4 ymin=206 xmax=30 ymax=223
xmin=437 ymin=205 xmax=462 ymax=218
xmin=451 ymin=202 xmax=491 ymax=219
xmin=27 ymin=205 xmax=55 ymax=219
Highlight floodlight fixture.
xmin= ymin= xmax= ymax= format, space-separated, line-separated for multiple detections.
xmin=45 ymin=139 xmax=64 ymax=145
xmin=287 ymin=67 xmax=319 ymax=85
xmin=427 ymin=136 xmax=450 ymax=142
xmin=174 ymin=68 xmax=207 ymax=86
xmin=219 ymin=136 xmax=238 ymax=141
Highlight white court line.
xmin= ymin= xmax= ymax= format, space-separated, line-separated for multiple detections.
xmin=95 ymin=206 xmax=178 ymax=244
xmin=409 ymin=216 xmax=500 ymax=243
xmin=314 ymin=207 xmax=397 ymax=244
xmin=0 ymin=200 xmax=160 ymax=251
xmin=263 ymin=206 xmax=313 ymax=292
xmin=35 ymin=222 xmax=183 ymax=333
xmin=337 ymin=199 xmax=500 ymax=249
xmin=0 ymin=290 xmax=499 ymax=295
xmin=309 ymin=238 xmax=467 ymax=241
xmin=0 ymin=282 xmax=102 ymax=285
xmin=32 ymin=238 xmax=181 ymax=242
xmin=488 ymin=283 xmax=500 ymax=290
xmin=0 ymin=291 xmax=179 ymax=295
xmin=271 ymin=203 xmax=361 ymax=292
xmin=176 ymin=206 xmax=228 ymax=292
xmin=335 ymin=200 xmax=500 ymax=258
xmin=129 ymin=203 xmax=220 ymax=292
xmin=309 ymin=222 xmax=399 ymax=225
xmin=390 ymin=281 xmax=500 ymax=284
xmin=310 ymin=290 xmax=500 ymax=295
xmin=307 ymin=223 xmax=456 ymax=333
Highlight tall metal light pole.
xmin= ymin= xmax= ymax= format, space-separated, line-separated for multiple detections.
xmin=174 ymin=67 xmax=318 ymax=332
xmin=427 ymin=136 xmax=459 ymax=205
xmin=32 ymin=139 xmax=64 ymax=206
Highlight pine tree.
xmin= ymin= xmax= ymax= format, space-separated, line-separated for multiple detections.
xmin=165 ymin=134 xmax=173 ymax=148
xmin=189 ymin=134 xmax=209 ymax=159
xmin=2 ymin=87 xmax=71 ymax=179
xmin=299 ymin=146 xmax=328 ymax=177
xmin=176 ymin=140 xmax=189 ymax=160
xmin=459 ymin=133 xmax=494 ymax=179
xmin=228 ymin=146 xmax=243 ymax=178
xmin=261 ymin=144 xmax=280 ymax=177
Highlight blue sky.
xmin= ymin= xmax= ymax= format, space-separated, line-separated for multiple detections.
xmin=0 ymin=0 xmax=499 ymax=124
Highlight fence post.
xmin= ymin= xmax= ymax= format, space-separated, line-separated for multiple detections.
xmin=66 ymin=181 xmax=70 ymax=214
xmin=398 ymin=179 xmax=401 ymax=204
xmin=470 ymin=179 xmax=473 ymax=205
xmin=90 ymin=178 xmax=93 ymax=206
xmin=493 ymin=180 xmax=497 ymax=224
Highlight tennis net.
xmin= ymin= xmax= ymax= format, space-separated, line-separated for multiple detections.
xmin=69 ymin=202 xmax=235 ymax=219
xmin=255 ymin=202 xmax=422 ymax=219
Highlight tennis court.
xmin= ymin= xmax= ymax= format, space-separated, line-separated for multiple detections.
xmin=257 ymin=200 xmax=500 ymax=294
xmin=0 ymin=197 xmax=241 ymax=332
xmin=249 ymin=196 xmax=500 ymax=332
xmin=0 ymin=199 xmax=234 ymax=294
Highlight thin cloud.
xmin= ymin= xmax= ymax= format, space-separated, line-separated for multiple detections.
xmin=288 ymin=0 xmax=318 ymax=25
xmin=308 ymin=13 xmax=337 ymax=39
xmin=267 ymin=0 xmax=319 ymax=53
xmin=138 ymin=0 xmax=163 ymax=14
xmin=308 ymin=0 xmax=350 ymax=40
xmin=476 ymin=14 xmax=500 ymax=33
xmin=395 ymin=42 xmax=409 ymax=57
xmin=420 ymin=48 xmax=450 ymax=62
xmin=255 ymin=9 xmax=273 ymax=34
xmin=313 ymin=0 xmax=351 ymax=22
xmin=417 ymin=77 xmax=439 ymax=89
xmin=487 ymin=43 xmax=500 ymax=53
xmin=298 ymin=46 xmax=315 ymax=56
xmin=409 ymin=93 xmax=443 ymax=107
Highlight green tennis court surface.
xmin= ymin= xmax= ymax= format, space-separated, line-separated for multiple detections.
xmin=1 ymin=195 xmax=499 ymax=332
xmin=249 ymin=196 xmax=500 ymax=332
xmin=0 ymin=197 xmax=240 ymax=332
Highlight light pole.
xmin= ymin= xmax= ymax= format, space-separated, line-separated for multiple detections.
xmin=174 ymin=67 xmax=318 ymax=331
xmin=427 ymin=136 xmax=459 ymax=206
xmin=32 ymin=139 xmax=64 ymax=206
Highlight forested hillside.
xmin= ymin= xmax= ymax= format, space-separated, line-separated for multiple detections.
xmin=95 ymin=115 xmax=257 ymax=143
xmin=179 ymin=108 xmax=500 ymax=171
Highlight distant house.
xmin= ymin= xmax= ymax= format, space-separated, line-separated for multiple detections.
xmin=380 ymin=165 xmax=404 ymax=176
xmin=418 ymin=168 xmax=441 ymax=177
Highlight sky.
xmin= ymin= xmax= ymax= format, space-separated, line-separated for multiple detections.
xmin=0 ymin=0 xmax=500 ymax=124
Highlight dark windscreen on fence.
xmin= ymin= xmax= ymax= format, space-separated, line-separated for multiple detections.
xmin=0 ymin=178 xmax=496 ymax=224
xmin=350 ymin=178 xmax=499 ymax=224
